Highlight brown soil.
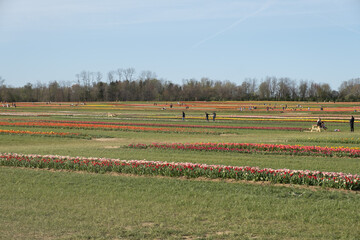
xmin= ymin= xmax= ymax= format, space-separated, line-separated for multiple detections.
xmin=93 ymin=138 xmax=124 ymax=142
xmin=103 ymin=146 xmax=120 ymax=149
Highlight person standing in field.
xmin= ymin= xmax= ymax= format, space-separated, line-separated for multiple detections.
xmin=205 ymin=112 xmax=209 ymax=122
xmin=182 ymin=111 xmax=185 ymax=121
xmin=213 ymin=112 xmax=216 ymax=122
xmin=350 ymin=116 xmax=355 ymax=132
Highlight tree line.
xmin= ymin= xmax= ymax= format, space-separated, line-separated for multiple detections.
xmin=0 ymin=69 xmax=359 ymax=102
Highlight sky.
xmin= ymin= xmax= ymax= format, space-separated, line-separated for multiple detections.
xmin=0 ymin=0 xmax=359 ymax=90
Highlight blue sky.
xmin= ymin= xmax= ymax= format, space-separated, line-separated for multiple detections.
xmin=0 ymin=0 xmax=359 ymax=90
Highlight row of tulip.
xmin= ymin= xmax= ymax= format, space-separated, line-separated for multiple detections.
xmin=0 ymin=129 xmax=89 ymax=138
xmin=293 ymin=137 xmax=360 ymax=144
xmin=13 ymin=101 xmax=360 ymax=111
xmin=0 ymin=121 xmax=214 ymax=134
xmin=128 ymin=142 xmax=360 ymax=158
xmin=150 ymin=115 xmax=350 ymax=123
xmin=8 ymin=119 xmax=305 ymax=131
xmin=0 ymin=152 xmax=358 ymax=190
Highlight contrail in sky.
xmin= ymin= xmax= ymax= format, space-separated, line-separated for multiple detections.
xmin=193 ymin=0 xmax=276 ymax=48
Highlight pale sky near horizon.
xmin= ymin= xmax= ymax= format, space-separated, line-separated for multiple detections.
xmin=0 ymin=0 xmax=359 ymax=90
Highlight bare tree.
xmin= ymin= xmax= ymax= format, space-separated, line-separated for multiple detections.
xmin=107 ymin=71 xmax=115 ymax=83
xmin=80 ymin=71 xmax=91 ymax=87
xmin=0 ymin=76 xmax=6 ymax=101
xmin=339 ymin=78 xmax=360 ymax=101
xmin=116 ymin=68 xmax=124 ymax=82
xmin=318 ymin=83 xmax=332 ymax=100
xmin=299 ymin=80 xmax=308 ymax=100
xmin=96 ymin=72 xmax=103 ymax=83
xmin=242 ymin=78 xmax=257 ymax=99
xmin=277 ymin=78 xmax=291 ymax=100
xmin=308 ymin=82 xmax=321 ymax=100
xmin=0 ymin=76 xmax=5 ymax=86
xmin=124 ymin=67 xmax=136 ymax=81
xmin=89 ymin=72 xmax=96 ymax=85
xmin=139 ymin=70 xmax=157 ymax=81
xmin=75 ymin=74 xmax=81 ymax=85
xmin=258 ymin=80 xmax=271 ymax=100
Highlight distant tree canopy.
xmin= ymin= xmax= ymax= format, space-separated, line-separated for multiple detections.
xmin=0 ymin=69 xmax=358 ymax=102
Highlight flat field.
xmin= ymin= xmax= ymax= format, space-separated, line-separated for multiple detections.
xmin=0 ymin=101 xmax=359 ymax=239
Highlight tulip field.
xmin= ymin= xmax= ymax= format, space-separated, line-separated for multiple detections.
xmin=1 ymin=101 xmax=360 ymax=239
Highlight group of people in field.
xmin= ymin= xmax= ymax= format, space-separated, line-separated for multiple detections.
xmin=317 ymin=116 xmax=355 ymax=132
xmin=1 ymin=102 xmax=16 ymax=108
xmin=205 ymin=112 xmax=216 ymax=122
xmin=182 ymin=112 xmax=356 ymax=132
xmin=182 ymin=111 xmax=216 ymax=122
xmin=177 ymin=102 xmax=356 ymax=132
xmin=316 ymin=118 xmax=327 ymax=130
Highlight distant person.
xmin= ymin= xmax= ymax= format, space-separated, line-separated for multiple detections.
xmin=317 ymin=118 xmax=327 ymax=130
xmin=321 ymin=121 xmax=327 ymax=130
xmin=213 ymin=112 xmax=216 ymax=122
xmin=350 ymin=116 xmax=355 ymax=132
xmin=205 ymin=112 xmax=209 ymax=122
xmin=317 ymin=118 xmax=322 ymax=127
xmin=182 ymin=111 xmax=185 ymax=121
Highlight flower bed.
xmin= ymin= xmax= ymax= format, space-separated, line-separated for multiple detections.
xmin=0 ymin=129 xmax=89 ymax=138
xmin=128 ymin=142 xmax=360 ymax=158
xmin=0 ymin=121 xmax=214 ymax=134
xmin=8 ymin=119 xmax=305 ymax=131
xmin=292 ymin=137 xmax=360 ymax=144
xmin=0 ymin=153 xmax=358 ymax=190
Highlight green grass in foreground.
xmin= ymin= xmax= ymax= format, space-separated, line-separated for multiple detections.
xmin=1 ymin=167 xmax=359 ymax=240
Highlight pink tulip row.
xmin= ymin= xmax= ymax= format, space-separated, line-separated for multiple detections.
xmin=0 ymin=152 xmax=358 ymax=190
xmin=128 ymin=142 xmax=360 ymax=158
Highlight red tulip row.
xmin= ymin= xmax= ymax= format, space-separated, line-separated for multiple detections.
xmin=0 ymin=121 xmax=213 ymax=134
xmin=10 ymin=119 xmax=305 ymax=131
xmin=0 ymin=153 xmax=358 ymax=190
xmin=128 ymin=142 xmax=360 ymax=158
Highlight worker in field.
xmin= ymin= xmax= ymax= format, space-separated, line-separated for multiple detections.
xmin=213 ymin=112 xmax=216 ymax=122
xmin=350 ymin=116 xmax=355 ymax=132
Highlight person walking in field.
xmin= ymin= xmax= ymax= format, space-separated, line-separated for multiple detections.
xmin=213 ymin=112 xmax=216 ymax=122
xmin=350 ymin=116 xmax=355 ymax=132
xmin=205 ymin=112 xmax=209 ymax=122
xmin=182 ymin=111 xmax=185 ymax=121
